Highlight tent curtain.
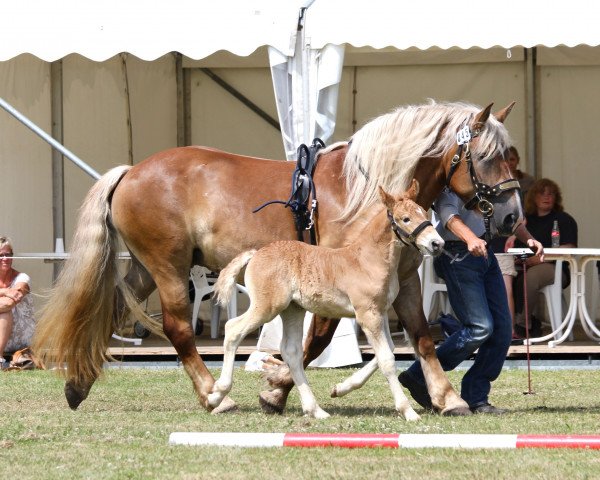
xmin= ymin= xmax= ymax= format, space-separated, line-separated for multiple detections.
xmin=269 ymin=38 xmax=344 ymax=160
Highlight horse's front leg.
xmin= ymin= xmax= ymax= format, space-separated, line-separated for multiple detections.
xmin=259 ymin=315 xmax=340 ymax=414
xmin=358 ymin=310 xmax=419 ymax=421
xmin=394 ymin=270 xmax=470 ymax=416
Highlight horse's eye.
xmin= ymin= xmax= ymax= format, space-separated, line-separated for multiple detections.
xmin=402 ymin=216 xmax=410 ymax=224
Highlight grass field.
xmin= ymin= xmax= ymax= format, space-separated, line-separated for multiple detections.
xmin=1 ymin=365 xmax=599 ymax=479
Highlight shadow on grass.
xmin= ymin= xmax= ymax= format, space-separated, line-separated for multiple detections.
xmin=508 ymin=404 xmax=600 ymax=415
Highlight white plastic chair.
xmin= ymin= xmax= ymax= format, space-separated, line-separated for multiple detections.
xmin=590 ymin=263 xmax=599 ymax=327
xmin=539 ymin=259 xmax=568 ymax=341
xmin=190 ymin=265 xmax=217 ymax=337
xmin=420 ymin=255 xmax=451 ymax=320
xmin=189 ymin=265 xmax=249 ymax=339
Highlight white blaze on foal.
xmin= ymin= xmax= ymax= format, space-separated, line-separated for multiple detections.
xmin=209 ymin=180 xmax=443 ymax=421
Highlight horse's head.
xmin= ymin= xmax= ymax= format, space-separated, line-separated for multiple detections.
xmin=443 ymin=102 xmax=523 ymax=236
xmin=379 ymin=180 xmax=444 ymax=256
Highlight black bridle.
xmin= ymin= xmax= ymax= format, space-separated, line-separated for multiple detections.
xmin=387 ymin=210 xmax=432 ymax=250
xmin=445 ymin=123 xmax=521 ymax=240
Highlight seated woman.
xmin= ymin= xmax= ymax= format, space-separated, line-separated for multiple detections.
xmin=0 ymin=236 xmax=35 ymax=368
xmin=513 ymin=179 xmax=578 ymax=338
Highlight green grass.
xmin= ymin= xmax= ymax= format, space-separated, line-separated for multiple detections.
xmin=1 ymin=366 xmax=600 ymax=479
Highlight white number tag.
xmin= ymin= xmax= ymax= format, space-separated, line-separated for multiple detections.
xmin=456 ymin=125 xmax=472 ymax=145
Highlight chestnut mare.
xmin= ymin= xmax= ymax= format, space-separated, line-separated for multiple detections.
xmin=209 ymin=181 xmax=441 ymax=420
xmin=33 ymin=100 xmax=520 ymax=416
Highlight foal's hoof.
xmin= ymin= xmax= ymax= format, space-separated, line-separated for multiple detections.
xmin=258 ymin=392 xmax=285 ymax=415
xmin=441 ymin=406 xmax=473 ymax=416
xmin=64 ymin=381 xmax=90 ymax=410
xmin=210 ymin=396 xmax=238 ymax=415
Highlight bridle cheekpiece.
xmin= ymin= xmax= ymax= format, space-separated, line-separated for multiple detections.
xmin=445 ymin=122 xmax=521 ymax=240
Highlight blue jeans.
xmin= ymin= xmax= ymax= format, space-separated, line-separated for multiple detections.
xmin=406 ymin=242 xmax=512 ymax=407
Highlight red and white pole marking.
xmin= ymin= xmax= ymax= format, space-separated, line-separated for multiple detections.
xmin=169 ymin=432 xmax=600 ymax=449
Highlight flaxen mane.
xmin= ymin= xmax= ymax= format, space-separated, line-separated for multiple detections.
xmin=340 ymin=100 xmax=513 ymax=222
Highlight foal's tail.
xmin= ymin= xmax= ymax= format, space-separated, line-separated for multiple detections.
xmin=32 ymin=165 xmax=143 ymax=384
xmin=214 ymin=250 xmax=256 ymax=307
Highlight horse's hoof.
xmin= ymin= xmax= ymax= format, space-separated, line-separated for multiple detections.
xmin=312 ymin=408 xmax=331 ymax=420
xmin=64 ymin=381 xmax=90 ymax=410
xmin=403 ymin=409 xmax=421 ymax=422
xmin=210 ymin=396 xmax=238 ymax=415
xmin=330 ymin=386 xmax=339 ymax=398
xmin=258 ymin=392 xmax=285 ymax=415
xmin=441 ymin=406 xmax=473 ymax=416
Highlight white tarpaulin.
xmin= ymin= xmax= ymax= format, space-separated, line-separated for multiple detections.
xmin=269 ymin=10 xmax=344 ymax=159
xmin=1 ymin=0 xmax=599 ymax=62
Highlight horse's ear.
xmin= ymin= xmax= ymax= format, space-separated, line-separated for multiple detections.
xmin=493 ymin=101 xmax=516 ymax=123
xmin=407 ymin=179 xmax=419 ymax=200
xmin=378 ymin=185 xmax=395 ymax=209
xmin=472 ymin=103 xmax=493 ymax=130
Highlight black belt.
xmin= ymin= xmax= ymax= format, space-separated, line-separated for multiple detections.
xmin=444 ymin=236 xmax=488 ymax=249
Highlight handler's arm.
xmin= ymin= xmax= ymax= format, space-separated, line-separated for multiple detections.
xmin=446 ymin=216 xmax=488 ymax=258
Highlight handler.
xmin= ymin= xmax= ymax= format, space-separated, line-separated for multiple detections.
xmin=399 ymin=188 xmax=543 ymax=414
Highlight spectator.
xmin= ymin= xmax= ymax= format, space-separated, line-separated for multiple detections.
xmin=0 ymin=236 xmax=35 ymax=368
xmin=506 ymin=146 xmax=534 ymax=201
xmin=513 ymin=179 xmax=577 ymax=338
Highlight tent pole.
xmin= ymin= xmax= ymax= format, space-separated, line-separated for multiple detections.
xmin=525 ymin=47 xmax=537 ymax=178
xmin=51 ymin=60 xmax=65 ymax=278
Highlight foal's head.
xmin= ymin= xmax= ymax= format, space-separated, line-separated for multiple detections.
xmin=379 ymin=179 xmax=444 ymax=256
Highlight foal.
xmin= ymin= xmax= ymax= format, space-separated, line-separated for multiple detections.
xmin=209 ymin=180 xmax=443 ymax=420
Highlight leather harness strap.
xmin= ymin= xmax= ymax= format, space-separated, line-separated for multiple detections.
xmin=252 ymin=138 xmax=324 ymax=245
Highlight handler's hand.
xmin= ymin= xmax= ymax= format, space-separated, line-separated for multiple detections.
xmin=527 ymin=238 xmax=544 ymax=262
xmin=467 ymin=237 xmax=488 ymax=258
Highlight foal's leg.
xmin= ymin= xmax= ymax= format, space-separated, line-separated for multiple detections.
xmin=331 ymin=315 xmax=395 ymax=398
xmin=358 ymin=310 xmax=420 ymax=421
xmin=259 ymin=315 xmax=339 ymax=414
xmin=208 ymin=305 xmax=271 ymax=408
xmin=280 ymin=307 xmax=330 ymax=419
xmin=394 ymin=270 xmax=470 ymax=415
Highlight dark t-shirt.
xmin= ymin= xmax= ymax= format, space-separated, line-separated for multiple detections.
xmin=515 ymin=210 xmax=578 ymax=282
xmin=516 ymin=210 xmax=578 ymax=249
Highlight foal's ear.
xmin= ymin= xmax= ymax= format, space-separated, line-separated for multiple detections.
xmin=406 ymin=178 xmax=419 ymax=200
xmin=493 ymin=101 xmax=516 ymax=123
xmin=378 ymin=185 xmax=395 ymax=209
xmin=472 ymin=103 xmax=493 ymax=131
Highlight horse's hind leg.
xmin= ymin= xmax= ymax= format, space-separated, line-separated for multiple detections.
xmin=259 ymin=314 xmax=339 ymax=414
xmin=358 ymin=310 xmax=420 ymax=421
xmin=280 ymin=306 xmax=329 ymax=419
xmin=394 ymin=271 xmax=470 ymax=416
xmin=65 ymin=257 xmax=156 ymax=410
xmin=208 ymin=306 xmax=271 ymax=409
xmin=155 ymin=268 xmax=236 ymax=413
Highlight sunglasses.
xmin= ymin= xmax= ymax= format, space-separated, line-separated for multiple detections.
xmin=0 ymin=253 xmax=13 ymax=258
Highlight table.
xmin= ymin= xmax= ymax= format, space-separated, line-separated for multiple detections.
xmin=508 ymin=248 xmax=600 ymax=347
xmin=13 ymin=252 xmax=140 ymax=346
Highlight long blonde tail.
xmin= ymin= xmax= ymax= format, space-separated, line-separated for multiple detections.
xmin=214 ymin=250 xmax=256 ymax=307
xmin=32 ymin=165 xmax=133 ymax=384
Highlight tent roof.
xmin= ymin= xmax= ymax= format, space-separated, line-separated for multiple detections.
xmin=2 ymin=0 xmax=599 ymax=62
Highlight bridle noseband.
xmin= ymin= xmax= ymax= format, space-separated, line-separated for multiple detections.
xmin=445 ymin=123 xmax=521 ymax=239
xmin=387 ymin=210 xmax=432 ymax=250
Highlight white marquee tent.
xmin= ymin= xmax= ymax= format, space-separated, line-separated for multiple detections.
xmin=1 ymin=0 xmax=600 ymax=304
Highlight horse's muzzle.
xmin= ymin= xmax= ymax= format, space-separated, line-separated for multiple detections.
xmin=501 ymin=213 xmax=518 ymax=235
xmin=430 ymin=239 xmax=444 ymax=256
